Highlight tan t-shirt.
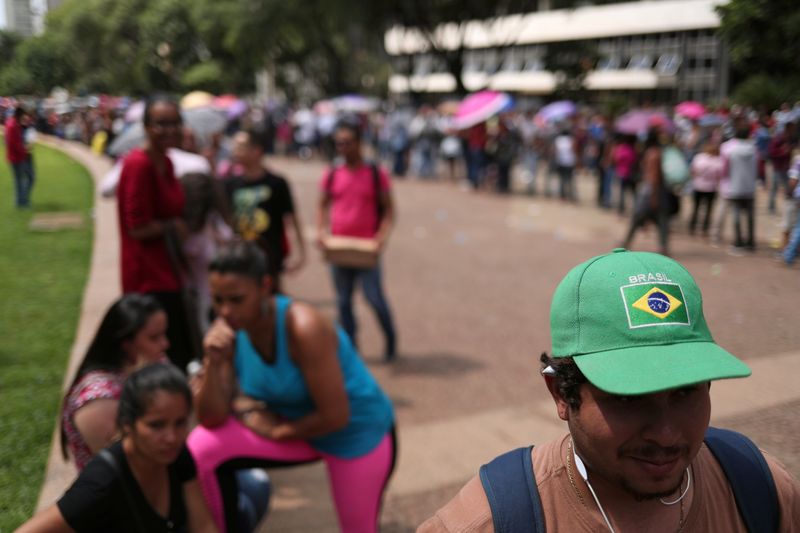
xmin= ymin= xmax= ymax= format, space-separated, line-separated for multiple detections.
xmin=418 ymin=434 xmax=800 ymax=532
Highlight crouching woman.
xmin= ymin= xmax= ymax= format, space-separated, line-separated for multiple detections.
xmin=17 ymin=364 xmax=217 ymax=533
xmin=188 ymin=241 xmax=396 ymax=533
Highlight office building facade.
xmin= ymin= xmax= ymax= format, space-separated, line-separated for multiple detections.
xmin=3 ymin=0 xmax=34 ymax=37
xmin=384 ymin=0 xmax=729 ymax=103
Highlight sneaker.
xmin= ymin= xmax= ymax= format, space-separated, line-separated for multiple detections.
xmin=727 ymin=246 xmax=746 ymax=257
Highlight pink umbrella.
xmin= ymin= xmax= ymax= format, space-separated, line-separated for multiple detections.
xmin=314 ymin=99 xmax=336 ymax=115
xmin=675 ymin=101 xmax=706 ymax=120
xmin=211 ymin=94 xmax=248 ymax=119
xmin=453 ymin=90 xmax=514 ymax=130
xmin=615 ymin=110 xmax=674 ymax=135
xmin=213 ymin=94 xmax=240 ymax=110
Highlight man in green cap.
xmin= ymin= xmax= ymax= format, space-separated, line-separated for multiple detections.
xmin=419 ymin=249 xmax=800 ymax=532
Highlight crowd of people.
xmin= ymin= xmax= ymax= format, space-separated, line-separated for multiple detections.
xmin=10 ymin=96 xmax=800 ymax=263
xmin=356 ymin=102 xmax=800 ymax=261
xmin=6 ymin=92 xmax=800 ymax=532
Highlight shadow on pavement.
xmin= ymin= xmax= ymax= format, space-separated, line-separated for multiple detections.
xmin=389 ymin=352 xmax=485 ymax=377
xmin=298 ymin=298 xmax=337 ymax=309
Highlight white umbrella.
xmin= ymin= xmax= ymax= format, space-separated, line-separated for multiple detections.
xmin=107 ymin=108 xmax=227 ymax=157
xmin=182 ymin=107 xmax=227 ymax=140
xmin=292 ymin=109 xmax=315 ymax=126
xmin=101 ymin=148 xmax=212 ymax=197
xmin=333 ymin=95 xmax=380 ymax=114
xmin=108 ymin=123 xmax=145 ymax=157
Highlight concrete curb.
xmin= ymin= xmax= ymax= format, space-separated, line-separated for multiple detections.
xmin=34 ymin=138 xmax=120 ymax=511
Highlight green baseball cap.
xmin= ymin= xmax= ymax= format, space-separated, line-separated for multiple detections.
xmin=550 ymin=249 xmax=751 ymax=395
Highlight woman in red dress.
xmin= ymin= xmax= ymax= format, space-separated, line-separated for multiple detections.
xmin=117 ymin=96 xmax=195 ymax=370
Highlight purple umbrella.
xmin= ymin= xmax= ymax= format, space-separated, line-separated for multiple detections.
xmin=698 ymin=113 xmax=727 ymax=127
xmin=534 ymin=100 xmax=576 ymax=125
xmin=226 ymin=99 xmax=248 ymax=120
xmin=615 ymin=110 xmax=674 ymax=135
xmin=124 ymin=101 xmax=145 ymax=123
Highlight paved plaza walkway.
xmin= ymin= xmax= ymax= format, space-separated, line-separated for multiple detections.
xmin=36 ymin=141 xmax=800 ymax=531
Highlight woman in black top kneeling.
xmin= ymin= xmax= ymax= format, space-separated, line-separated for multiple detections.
xmin=17 ymin=364 xmax=217 ymax=533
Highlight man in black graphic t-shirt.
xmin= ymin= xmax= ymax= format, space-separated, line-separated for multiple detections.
xmin=224 ymin=129 xmax=306 ymax=288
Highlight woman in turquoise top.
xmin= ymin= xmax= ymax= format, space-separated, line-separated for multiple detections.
xmin=188 ymin=241 xmax=395 ymax=533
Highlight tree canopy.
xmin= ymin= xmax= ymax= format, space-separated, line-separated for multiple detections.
xmin=717 ymin=0 xmax=800 ymax=107
xmin=1 ymin=0 xmax=727 ymax=101
xmin=0 ymin=0 xmax=390 ymax=98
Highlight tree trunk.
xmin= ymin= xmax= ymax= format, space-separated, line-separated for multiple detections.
xmin=445 ymin=50 xmax=468 ymax=96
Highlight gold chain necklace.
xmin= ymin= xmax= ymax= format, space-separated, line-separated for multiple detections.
xmin=566 ymin=440 xmax=587 ymax=509
xmin=565 ymin=439 xmax=686 ymax=532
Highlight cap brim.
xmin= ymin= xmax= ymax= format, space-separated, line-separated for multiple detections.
xmin=573 ymin=342 xmax=751 ymax=395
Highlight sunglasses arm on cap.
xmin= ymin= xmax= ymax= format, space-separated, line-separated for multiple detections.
xmin=541 ymin=365 xmax=556 ymax=376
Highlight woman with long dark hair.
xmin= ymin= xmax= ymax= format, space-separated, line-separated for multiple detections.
xmin=61 ymin=294 xmax=168 ymax=470
xmin=19 ymin=364 xmax=217 ymax=532
xmin=117 ymin=95 xmax=197 ymax=370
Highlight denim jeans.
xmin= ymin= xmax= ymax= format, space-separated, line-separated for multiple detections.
xmin=784 ymin=207 xmax=800 ymax=264
xmin=331 ymin=263 xmax=396 ymax=357
xmin=731 ymin=197 xmax=755 ymax=248
xmin=556 ymin=165 xmax=575 ymax=200
xmin=466 ymin=148 xmax=485 ymax=189
xmin=236 ymin=469 xmax=270 ymax=532
xmin=10 ymin=158 xmax=34 ymax=207
xmin=689 ymin=191 xmax=717 ymax=235
xmin=523 ymin=150 xmax=539 ymax=195
xmin=415 ymin=138 xmax=435 ymax=178
xmin=599 ymin=167 xmax=614 ymax=207
xmin=496 ymin=162 xmax=512 ymax=193
xmin=770 ymin=169 xmax=789 ymax=213
xmin=392 ymin=149 xmax=408 ymax=177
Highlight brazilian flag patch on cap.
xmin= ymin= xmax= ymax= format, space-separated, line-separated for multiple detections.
xmin=620 ymin=282 xmax=690 ymax=329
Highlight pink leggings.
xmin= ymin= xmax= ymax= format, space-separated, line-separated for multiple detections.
xmin=187 ymin=417 xmax=396 ymax=533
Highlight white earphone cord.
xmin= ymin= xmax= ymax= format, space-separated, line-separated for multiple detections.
xmin=572 ymin=444 xmax=690 ymax=533
xmin=573 ymin=449 xmax=617 ymax=533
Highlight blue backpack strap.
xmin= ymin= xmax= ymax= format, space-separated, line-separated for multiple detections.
xmin=704 ymin=427 xmax=779 ymax=533
xmin=479 ymin=446 xmax=545 ymax=533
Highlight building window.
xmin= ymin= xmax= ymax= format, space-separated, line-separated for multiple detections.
xmin=656 ymin=53 xmax=681 ymax=75
xmin=524 ymin=55 xmax=545 ymax=72
xmin=501 ymin=49 xmax=522 ymax=72
xmin=597 ymin=55 xmax=622 ymax=70
xmin=463 ymin=52 xmax=482 ymax=73
xmin=483 ymin=50 xmax=499 ymax=74
xmin=628 ymin=54 xmax=653 ymax=70
xmin=414 ymin=55 xmax=433 ymax=76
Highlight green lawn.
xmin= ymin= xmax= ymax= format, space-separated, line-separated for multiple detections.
xmin=0 ymin=142 xmax=93 ymax=529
